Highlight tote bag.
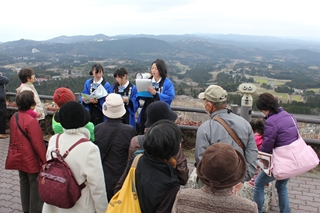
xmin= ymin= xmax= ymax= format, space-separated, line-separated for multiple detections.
xmin=106 ymin=154 xmax=142 ymax=213
xmin=272 ymin=117 xmax=319 ymax=180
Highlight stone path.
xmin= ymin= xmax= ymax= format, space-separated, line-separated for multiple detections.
xmin=1 ymin=137 xmax=319 ymax=212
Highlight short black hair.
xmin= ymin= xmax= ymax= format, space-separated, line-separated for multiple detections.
xmin=250 ymin=118 xmax=265 ymax=135
xmin=18 ymin=68 xmax=34 ymax=83
xmin=152 ymin=59 xmax=167 ymax=79
xmin=89 ymin=63 xmax=104 ymax=75
xmin=16 ymin=90 xmax=36 ymax=111
xmin=143 ymin=120 xmax=181 ymax=160
xmin=256 ymin=93 xmax=280 ymax=114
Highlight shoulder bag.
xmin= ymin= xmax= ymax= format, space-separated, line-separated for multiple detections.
xmin=15 ymin=112 xmax=48 ymax=149
xmin=106 ymin=154 xmax=143 ymax=213
xmin=271 ymin=117 xmax=319 ymax=180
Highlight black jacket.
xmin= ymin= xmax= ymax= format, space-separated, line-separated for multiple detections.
xmin=94 ymin=118 xmax=135 ymax=201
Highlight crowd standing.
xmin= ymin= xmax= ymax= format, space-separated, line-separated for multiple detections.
xmin=3 ymin=63 xmax=301 ymax=213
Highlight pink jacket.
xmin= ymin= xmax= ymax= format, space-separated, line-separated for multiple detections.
xmin=254 ymin=133 xmax=263 ymax=151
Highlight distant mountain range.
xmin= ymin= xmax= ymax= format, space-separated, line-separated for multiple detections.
xmin=0 ymin=34 xmax=320 ymax=64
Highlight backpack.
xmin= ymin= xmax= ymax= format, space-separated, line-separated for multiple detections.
xmin=106 ymin=154 xmax=143 ymax=213
xmin=38 ymin=134 xmax=88 ymax=209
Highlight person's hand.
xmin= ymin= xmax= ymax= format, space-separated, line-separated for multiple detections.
xmin=122 ymin=96 xmax=129 ymax=103
xmin=90 ymin=98 xmax=98 ymax=104
xmin=36 ymin=111 xmax=41 ymax=117
xmin=148 ymin=87 xmax=157 ymax=96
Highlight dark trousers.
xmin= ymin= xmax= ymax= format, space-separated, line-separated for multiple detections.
xmin=0 ymin=100 xmax=6 ymax=134
xmin=19 ymin=171 xmax=43 ymax=213
xmin=89 ymin=104 xmax=104 ymax=125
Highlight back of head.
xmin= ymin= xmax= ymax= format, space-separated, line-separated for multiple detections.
xmin=250 ymin=118 xmax=265 ymax=135
xmin=16 ymin=90 xmax=36 ymax=111
xmin=53 ymin=87 xmax=75 ymax=108
xmin=143 ymin=120 xmax=181 ymax=160
xmin=102 ymin=93 xmax=126 ymax=119
xmin=145 ymin=101 xmax=177 ymax=128
xmin=197 ymin=143 xmax=246 ymax=190
xmin=256 ymin=93 xmax=280 ymax=113
xmin=58 ymin=101 xmax=90 ymax=129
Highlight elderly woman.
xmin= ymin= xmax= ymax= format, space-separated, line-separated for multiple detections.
xmin=172 ymin=143 xmax=257 ymax=213
xmin=5 ymin=90 xmax=47 ymax=213
xmin=253 ymin=93 xmax=297 ymax=213
xmin=43 ymin=101 xmax=108 ymax=213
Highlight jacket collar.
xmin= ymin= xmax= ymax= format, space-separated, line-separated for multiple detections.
xmin=265 ymin=107 xmax=283 ymax=119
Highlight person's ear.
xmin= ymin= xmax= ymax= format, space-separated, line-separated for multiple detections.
xmin=206 ymin=102 xmax=213 ymax=112
xmin=232 ymin=182 xmax=243 ymax=195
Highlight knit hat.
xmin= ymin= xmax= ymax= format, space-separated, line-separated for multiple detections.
xmin=102 ymin=93 xmax=126 ymax=119
xmin=145 ymin=101 xmax=177 ymax=128
xmin=53 ymin=87 xmax=75 ymax=108
xmin=198 ymin=85 xmax=227 ymax=103
xmin=58 ymin=101 xmax=90 ymax=129
xmin=197 ymin=143 xmax=246 ymax=189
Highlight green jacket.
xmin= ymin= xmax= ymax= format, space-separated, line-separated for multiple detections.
xmin=52 ymin=115 xmax=95 ymax=141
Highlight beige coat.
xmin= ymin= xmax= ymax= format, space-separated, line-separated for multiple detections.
xmin=42 ymin=128 xmax=108 ymax=213
xmin=172 ymin=185 xmax=257 ymax=213
xmin=16 ymin=83 xmax=46 ymax=120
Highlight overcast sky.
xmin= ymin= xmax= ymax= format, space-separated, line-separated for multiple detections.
xmin=1 ymin=0 xmax=319 ymax=42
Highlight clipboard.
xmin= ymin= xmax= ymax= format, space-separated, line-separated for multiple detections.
xmin=136 ymin=79 xmax=153 ymax=98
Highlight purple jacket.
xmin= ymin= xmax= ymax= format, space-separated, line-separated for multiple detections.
xmin=260 ymin=107 xmax=299 ymax=153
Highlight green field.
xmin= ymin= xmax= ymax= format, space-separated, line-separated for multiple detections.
xmin=248 ymin=75 xmax=301 ymax=103
xmin=251 ymin=76 xmax=290 ymax=86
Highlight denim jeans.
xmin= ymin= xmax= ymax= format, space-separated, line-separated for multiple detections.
xmin=253 ymin=171 xmax=290 ymax=213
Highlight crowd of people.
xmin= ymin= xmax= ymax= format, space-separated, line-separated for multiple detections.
xmin=3 ymin=59 xmax=298 ymax=213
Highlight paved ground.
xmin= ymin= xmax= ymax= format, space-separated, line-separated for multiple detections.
xmin=1 ymin=136 xmax=319 ymax=213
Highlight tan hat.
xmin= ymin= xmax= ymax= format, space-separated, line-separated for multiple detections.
xmin=197 ymin=143 xmax=246 ymax=189
xmin=198 ymin=85 xmax=227 ymax=103
xmin=102 ymin=93 xmax=126 ymax=119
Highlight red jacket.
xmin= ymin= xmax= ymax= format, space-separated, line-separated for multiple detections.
xmin=5 ymin=111 xmax=46 ymax=173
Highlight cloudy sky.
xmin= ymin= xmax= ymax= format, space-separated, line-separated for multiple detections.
xmin=1 ymin=0 xmax=319 ymax=42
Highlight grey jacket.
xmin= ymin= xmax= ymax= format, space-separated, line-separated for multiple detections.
xmin=0 ymin=75 xmax=9 ymax=100
xmin=195 ymin=108 xmax=258 ymax=181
